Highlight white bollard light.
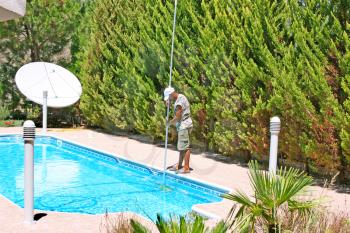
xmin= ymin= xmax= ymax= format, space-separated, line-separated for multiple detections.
xmin=23 ymin=120 xmax=35 ymax=224
xmin=42 ymin=90 xmax=48 ymax=134
xmin=268 ymin=116 xmax=281 ymax=175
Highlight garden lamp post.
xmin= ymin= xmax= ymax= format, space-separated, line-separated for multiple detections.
xmin=269 ymin=116 xmax=281 ymax=175
xmin=23 ymin=120 xmax=35 ymax=224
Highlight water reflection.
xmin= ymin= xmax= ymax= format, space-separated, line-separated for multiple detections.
xmin=16 ymin=145 xmax=80 ymax=195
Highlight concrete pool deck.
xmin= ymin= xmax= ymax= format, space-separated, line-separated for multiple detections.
xmin=0 ymin=127 xmax=349 ymax=232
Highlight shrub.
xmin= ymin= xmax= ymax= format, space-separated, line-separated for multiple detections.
xmin=0 ymin=103 xmax=10 ymax=121
xmin=10 ymin=110 xmax=27 ymax=120
xmin=26 ymin=105 xmax=41 ymax=121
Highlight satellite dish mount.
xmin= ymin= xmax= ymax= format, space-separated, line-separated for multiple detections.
xmin=42 ymin=90 xmax=48 ymax=133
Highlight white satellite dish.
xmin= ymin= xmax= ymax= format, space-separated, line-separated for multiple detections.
xmin=16 ymin=62 xmax=82 ymax=108
xmin=0 ymin=0 xmax=26 ymax=22
xmin=15 ymin=62 xmax=82 ymax=133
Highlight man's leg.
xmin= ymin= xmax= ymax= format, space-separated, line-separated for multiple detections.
xmin=177 ymin=128 xmax=191 ymax=173
xmin=183 ymin=148 xmax=190 ymax=171
xmin=177 ymin=151 xmax=185 ymax=169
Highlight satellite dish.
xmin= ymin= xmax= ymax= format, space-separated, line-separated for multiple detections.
xmin=15 ymin=62 xmax=82 ymax=108
xmin=0 ymin=0 xmax=26 ymax=22
xmin=15 ymin=62 xmax=82 ymax=133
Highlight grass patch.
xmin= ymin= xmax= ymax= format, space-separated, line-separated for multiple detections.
xmin=280 ymin=207 xmax=350 ymax=233
xmin=100 ymin=213 xmax=134 ymax=233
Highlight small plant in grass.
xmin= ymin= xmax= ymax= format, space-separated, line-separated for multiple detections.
xmin=100 ymin=212 xmax=134 ymax=233
xmin=223 ymin=160 xmax=318 ymax=232
xmin=4 ymin=121 xmax=14 ymax=126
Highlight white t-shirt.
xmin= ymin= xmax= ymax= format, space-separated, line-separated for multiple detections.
xmin=174 ymin=94 xmax=193 ymax=131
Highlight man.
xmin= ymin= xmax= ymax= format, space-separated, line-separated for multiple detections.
xmin=164 ymin=87 xmax=193 ymax=173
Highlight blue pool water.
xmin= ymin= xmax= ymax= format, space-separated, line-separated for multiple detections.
xmin=0 ymin=135 xmax=226 ymax=219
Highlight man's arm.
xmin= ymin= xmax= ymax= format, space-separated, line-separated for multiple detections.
xmin=170 ymin=105 xmax=182 ymax=125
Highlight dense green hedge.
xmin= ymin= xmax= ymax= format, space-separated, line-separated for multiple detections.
xmin=77 ymin=0 xmax=350 ymax=179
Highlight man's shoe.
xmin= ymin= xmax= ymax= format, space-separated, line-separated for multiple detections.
xmin=176 ymin=167 xmax=190 ymax=174
xmin=167 ymin=164 xmax=180 ymax=171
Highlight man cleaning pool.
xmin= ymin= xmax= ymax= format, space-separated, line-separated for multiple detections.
xmin=164 ymin=87 xmax=193 ymax=174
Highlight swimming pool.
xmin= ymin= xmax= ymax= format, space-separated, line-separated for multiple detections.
xmin=0 ymin=135 xmax=227 ymax=220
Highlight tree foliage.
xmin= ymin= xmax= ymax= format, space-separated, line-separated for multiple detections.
xmin=0 ymin=0 xmax=81 ymax=109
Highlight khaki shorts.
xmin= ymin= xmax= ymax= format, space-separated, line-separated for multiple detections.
xmin=177 ymin=128 xmax=192 ymax=151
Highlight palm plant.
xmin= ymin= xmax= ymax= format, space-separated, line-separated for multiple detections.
xmin=223 ymin=161 xmax=318 ymax=233
xmin=131 ymin=214 xmax=228 ymax=233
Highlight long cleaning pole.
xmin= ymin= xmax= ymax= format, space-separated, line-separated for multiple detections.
xmin=163 ymin=0 xmax=178 ymax=184
xmin=168 ymin=0 xmax=178 ymax=86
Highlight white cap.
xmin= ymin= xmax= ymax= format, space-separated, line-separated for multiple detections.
xmin=23 ymin=120 xmax=35 ymax=128
xmin=163 ymin=87 xmax=175 ymax=101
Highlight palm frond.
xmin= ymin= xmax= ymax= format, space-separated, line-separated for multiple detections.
xmin=191 ymin=215 xmax=206 ymax=233
xmin=179 ymin=216 xmax=189 ymax=233
xmin=210 ymin=221 xmax=228 ymax=233
xmin=130 ymin=219 xmax=151 ymax=233
xmin=275 ymin=167 xmax=313 ymax=205
xmin=248 ymin=161 xmax=275 ymax=207
xmin=222 ymin=191 xmax=255 ymax=209
xmin=156 ymin=214 xmax=174 ymax=233
xmin=231 ymin=212 xmax=255 ymax=233
xmin=288 ymin=199 xmax=319 ymax=214
xmin=155 ymin=214 xmax=209 ymax=233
